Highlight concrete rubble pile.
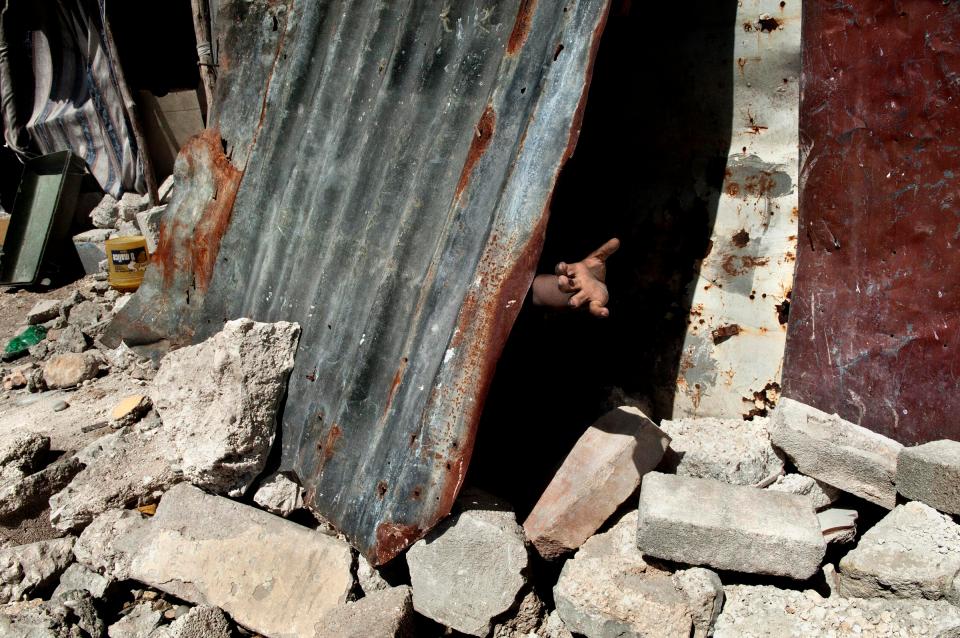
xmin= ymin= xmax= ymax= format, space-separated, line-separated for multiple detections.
xmin=2 ymin=279 xmax=960 ymax=638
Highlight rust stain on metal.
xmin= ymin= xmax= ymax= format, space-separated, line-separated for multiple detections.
xmin=721 ymin=254 xmax=770 ymax=277
xmin=375 ymin=522 xmax=424 ymax=565
xmin=712 ymin=324 xmax=742 ymax=345
xmin=507 ymin=0 xmax=538 ymax=55
xmin=742 ymin=382 xmax=782 ymax=420
xmin=731 ymin=229 xmax=750 ymax=248
xmin=455 ymin=106 xmax=497 ymax=200
xmin=383 ymin=357 xmax=409 ymax=418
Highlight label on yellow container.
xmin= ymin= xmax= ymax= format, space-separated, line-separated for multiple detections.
xmin=106 ymin=236 xmax=149 ymax=292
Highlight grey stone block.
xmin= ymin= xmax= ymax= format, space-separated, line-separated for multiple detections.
xmin=314 ymin=586 xmax=414 ymax=638
xmin=637 ymin=472 xmax=826 ymax=580
xmin=135 ymin=205 xmax=166 ymax=254
xmin=839 ymin=501 xmax=960 ymax=604
xmin=896 ymin=440 xmax=960 ymax=515
xmin=770 ymin=398 xmax=902 ymax=508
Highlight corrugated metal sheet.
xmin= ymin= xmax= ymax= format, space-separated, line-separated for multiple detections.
xmin=671 ymin=0 xmax=801 ymax=420
xmin=106 ymin=0 xmax=610 ymax=563
xmin=783 ymin=0 xmax=960 ymax=445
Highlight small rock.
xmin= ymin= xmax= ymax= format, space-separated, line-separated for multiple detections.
xmin=674 ymin=568 xmax=725 ymax=638
xmin=896 ymin=440 xmax=960 ymax=515
xmin=26 ymin=300 xmax=60 ymax=325
xmin=109 ymin=395 xmax=152 ymax=428
xmin=0 ymin=431 xmax=49 ymax=485
xmin=659 ymin=416 xmax=784 ymax=486
xmin=2 ymin=366 xmax=31 ymax=391
xmin=524 ymin=406 xmax=670 ymax=559
xmin=767 ymin=473 xmax=840 ymax=511
xmin=136 ymin=206 xmax=167 ymax=254
xmin=115 ymin=220 xmax=141 ymax=238
xmin=637 ymin=472 xmax=826 ymax=580
xmin=357 ymin=554 xmax=391 ymax=595
xmin=770 ymin=398 xmax=902 ymax=508
xmin=55 ymin=324 xmax=89 ymax=354
xmin=839 ymin=501 xmax=960 ymax=604
xmin=157 ymin=605 xmax=232 ymax=638
xmin=407 ymin=490 xmax=528 ymax=637
xmin=42 ymin=352 xmax=102 ymax=389
xmin=0 ymin=537 xmax=75 ymax=604
xmin=52 ymin=400 xmax=69 ymax=412
xmin=108 ymin=602 xmax=162 ymax=638
xmin=118 ymin=192 xmax=149 ymax=223
xmin=27 ymin=341 xmax=50 ymax=360
xmin=492 ymin=588 xmax=545 ymax=638
xmin=314 ymin=586 xmax=414 ymax=638
xmin=818 ymin=508 xmax=858 ymax=544
xmin=90 ymin=194 xmax=120 ymax=229
xmin=52 ymin=563 xmax=111 ymax=599
xmin=66 ymin=300 xmax=102 ymax=331
xmin=252 ymin=472 xmax=303 ymax=517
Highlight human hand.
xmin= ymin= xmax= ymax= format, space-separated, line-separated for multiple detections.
xmin=554 ymin=237 xmax=620 ymax=317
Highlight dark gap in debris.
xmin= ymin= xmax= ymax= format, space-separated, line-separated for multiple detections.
xmin=758 ymin=16 xmax=782 ymax=32
xmin=553 ymin=43 xmax=565 ymax=60
xmin=469 ymin=0 xmax=737 ymax=518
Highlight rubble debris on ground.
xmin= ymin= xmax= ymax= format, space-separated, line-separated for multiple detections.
xmin=554 ymin=509 xmax=723 ymax=638
xmin=406 ymin=490 xmax=529 ymax=637
xmin=817 ymin=508 xmax=858 ymax=545
xmin=107 ymin=601 xmax=162 ymax=638
xmin=0 ymin=455 xmax=82 ymax=523
xmin=251 ymin=472 xmax=304 ymax=518
xmin=49 ymin=318 xmax=300 ymax=531
xmin=896 ymin=439 xmax=960 ymax=515
xmin=839 ymin=501 xmax=960 ymax=604
xmin=658 ymin=416 xmax=784 ymax=486
xmin=714 ymin=584 xmax=960 ymax=637
xmin=637 ymin=472 xmax=827 ymax=579
xmin=42 ymin=352 xmax=106 ymax=389
xmin=523 ymin=406 xmax=670 ymax=559
xmin=26 ymin=301 xmax=60 ymax=325
xmin=51 ymin=563 xmax=110 ymax=600
xmin=76 ymin=483 xmax=354 ymax=637
xmin=771 ymin=397 xmax=902 ymax=508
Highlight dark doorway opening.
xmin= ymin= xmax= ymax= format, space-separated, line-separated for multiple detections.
xmin=469 ymin=1 xmax=739 ymax=518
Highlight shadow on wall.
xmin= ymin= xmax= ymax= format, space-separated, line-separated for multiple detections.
xmin=469 ymin=0 xmax=738 ymax=517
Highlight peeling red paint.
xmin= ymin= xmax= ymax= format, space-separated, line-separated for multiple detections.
xmin=374 ymin=522 xmax=423 ymax=565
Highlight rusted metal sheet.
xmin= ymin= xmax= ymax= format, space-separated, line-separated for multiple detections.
xmin=783 ymin=1 xmax=960 ymax=444
xmin=672 ymin=0 xmax=801 ymax=420
xmin=106 ymin=0 xmax=610 ymax=563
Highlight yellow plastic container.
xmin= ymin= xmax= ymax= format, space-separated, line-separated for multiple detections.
xmin=105 ymin=235 xmax=149 ymax=292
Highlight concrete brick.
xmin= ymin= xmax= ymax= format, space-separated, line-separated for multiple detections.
xmin=523 ymin=407 xmax=670 ymax=559
xmin=839 ymin=501 xmax=960 ymax=604
xmin=637 ymin=472 xmax=826 ymax=579
xmin=658 ymin=416 xmax=783 ymax=486
xmin=896 ymin=440 xmax=960 ymax=515
xmin=770 ymin=398 xmax=902 ymax=508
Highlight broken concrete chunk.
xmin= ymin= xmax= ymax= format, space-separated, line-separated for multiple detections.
xmin=158 ymin=175 xmax=175 ymax=204
xmin=0 ymin=537 xmax=75 ymax=604
xmin=767 ymin=473 xmax=840 ymax=511
xmin=83 ymin=484 xmax=353 ymax=637
xmin=713 ymin=584 xmax=960 ymax=637
xmin=50 ymin=319 xmax=300 ymax=531
xmin=52 ymin=563 xmax=111 ymax=600
xmin=150 ymin=318 xmax=301 ymax=495
xmin=136 ymin=206 xmax=166 ymax=254
xmin=492 ymin=588 xmax=546 ymax=638
xmin=674 ymin=568 xmax=725 ymax=638
xmin=159 ymin=605 xmax=233 ymax=638
xmin=118 ymin=192 xmax=150 ymax=223
xmin=0 ymin=594 xmax=102 ymax=637
xmin=817 ymin=508 xmax=858 ymax=545
xmin=2 ymin=365 xmax=31 ymax=391
xmin=42 ymin=352 xmax=103 ymax=389
xmin=407 ymin=490 xmax=528 ymax=637
xmin=896 ymin=440 xmax=960 ymax=515
xmin=74 ymin=508 xmax=150 ymax=580
xmin=637 ymin=472 xmax=826 ymax=580
xmin=0 ymin=431 xmax=49 ymax=485
xmin=314 ymin=586 xmax=414 ymax=638
xmin=524 ymin=407 xmax=670 ymax=559
xmin=91 ymin=194 xmax=120 ymax=229
xmin=554 ymin=510 xmax=710 ymax=638
xmin=252 ymin=472 xmax=303 ymax=517
xmin=67 ymin=300 xmax=102 ymax=331
xmin=55 ymin=324 xmax=89 ymax=354
xmin=839 ymin=501 xmax=960 ymax=604
xmin=770 ymin=398 xmax=902 ymax=508
xmin=659 ymin=416 xmax=783 ymax=486
xmin=27 ymin=300 xmax=60 ymax=325
xmin=108 ymin=602 xmax=162 ymax=638
xmin=0 ymin=456 xmax=83 ymax=523
xmin=357 ymin=554 xmax=391 ymax=595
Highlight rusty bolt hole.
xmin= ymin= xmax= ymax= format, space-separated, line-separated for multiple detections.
xmin=553 ymin=44 xmax=564 ymax=61
xmin=757 ymin=16 xmax=782 ymax=32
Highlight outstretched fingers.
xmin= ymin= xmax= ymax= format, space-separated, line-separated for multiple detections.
xmin=588 ymin=237 xmax=621 ymax=262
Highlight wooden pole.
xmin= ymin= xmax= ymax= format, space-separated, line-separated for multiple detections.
xmin=191 ymin=0 xmax=217 ymax=124
xmin=101 ymin=0 xmax=159 ymax=205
